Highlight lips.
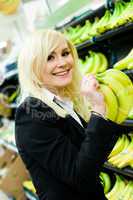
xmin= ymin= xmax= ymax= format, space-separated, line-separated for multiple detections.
xmin=52 ymin=69 xmax=70 ymax=76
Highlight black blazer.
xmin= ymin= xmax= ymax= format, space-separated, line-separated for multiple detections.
xmin=15 ymin=96 xmax=132 ymax=200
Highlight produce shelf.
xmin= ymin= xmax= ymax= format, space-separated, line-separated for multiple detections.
xmin=104 ymin=162 xmax=133 ymax=179
xmin=123 ymin=120 xmax=133 ymax=126
xmin=56 ymin=5 xmax=105 ymax=30
xmin=124 ymin=69 xmax=133 ymax=80
xmin=76 ymin=22 xmax=133 ymax=51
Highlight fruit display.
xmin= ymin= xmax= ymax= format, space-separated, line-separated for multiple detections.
xmin=105 ymin=173 xmax=133 ymax=200
xmin=78 ymin=51 xmax=108 ymax=75
xmin=96 ymin=69 xmax=133 ymax=123
xmin=63 ymin=0 xmax=133 ymax=45
xmin=114 ymin=48 xmax=133 ymax=70
xmin=108 ymin=133 xmax=133 ymax=169
xmin=100 ymin=171 xmax=133 ymax=199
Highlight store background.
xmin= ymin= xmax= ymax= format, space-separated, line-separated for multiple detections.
xmin=0 ymin=0 xmax=133 ymax=199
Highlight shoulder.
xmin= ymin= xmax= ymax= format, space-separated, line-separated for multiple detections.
xmin=15 ymin=96 xmax=60 ymax=124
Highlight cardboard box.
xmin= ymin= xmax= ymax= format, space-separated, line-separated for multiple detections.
xmin=0 ymin=145 xmax=30 ymax=200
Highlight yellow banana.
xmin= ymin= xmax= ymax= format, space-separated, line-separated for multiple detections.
xmin=108 ymin=135 xmax=130 ymax=166
xmin=97 ymin=53 xmax=108 ymax=73
xmin=97 ymin=73 xmax=132 ymax=123
xmin=114 ymin=55 xmax=133 ymax=70
xmin=117 ymin=134 xmax=133 ymax=168
xmin=106 ymin=174 xmax=124 ymax=199
xmin=88 ymin=52 xmax=101 ymax=74
xmin=119 ymin=181 xmax=133 ymax=200
xmin=99 ymin=84 xmax=118 ymax=121
xmin=108 ymin=134 xmax=126 ymax=159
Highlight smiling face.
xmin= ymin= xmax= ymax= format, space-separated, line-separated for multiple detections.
xmin=42 ymin=39 xmax=74 ymax=93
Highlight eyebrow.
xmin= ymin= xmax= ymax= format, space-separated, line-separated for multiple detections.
xmin=50 ymin=48 xmax=70 ymax=55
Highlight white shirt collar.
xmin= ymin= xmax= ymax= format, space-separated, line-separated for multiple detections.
xmin=43 ymin=88 xmax=73 ymax=109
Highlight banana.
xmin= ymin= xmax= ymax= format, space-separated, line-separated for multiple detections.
xmin=97 ymin=73 xmax=132 ymax=123
xmin=81 ymin=54 xmax=94 ymax=75
xmin=119 ymin=181 xmax=133 ymax=200
xmin=85 ymin=51 xmax=96 ymax=74
xmin=127 ymin=62 xmax=133 ymax=69
xmin=105 ymin=1 xmax=123 ymax=31
xmin=99 ymin=84 xmax=118 ymax=121
xmin=114 ymin=56 xmax=133 ymax=70
xmin=89 ymin=52 xmax=102 ymax=74
xmin=96 ymin=10 xmax=111 ymax=34
xmin=80 ymin=20 xmax=92 ymax=42
xmin=108 ymin=134 xmax=126 ymax=159
xmin=108 ymin=135 xmax=130 ymax=166
xmin=117 ymin=135 xmax=133 ymax=168
xmin=97 ymin=53 xmax=108 ymax=73
xmin=100 ymin=172 xmax=111 ymax=194
xmin=106 ymin=174 xmax=125 ymax=199
xmin=103 ymin=69 xmax=133 ymax=89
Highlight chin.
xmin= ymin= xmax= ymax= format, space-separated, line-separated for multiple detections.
xmin=56 ymin=78 xmax=72 ymax=88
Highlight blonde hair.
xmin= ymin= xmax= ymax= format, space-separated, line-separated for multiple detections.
xmin=18 ymin=29 xmax=91 ymax=122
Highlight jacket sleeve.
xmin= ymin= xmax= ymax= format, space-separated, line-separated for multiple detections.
xmin=15 ymin=103 xmax=132 ymax=193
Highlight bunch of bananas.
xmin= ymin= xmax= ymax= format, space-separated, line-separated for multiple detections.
xmin=78 ymin=51 xmax=108 ymax=75
xmin=114 ymin=48 xmax=133 ymax=70
xmin=108 ymin=133 xmax=133 ymax=169
xmin=23 ymin=180 xmax=36 ymax=193
xmin=96 ymin=69 xmax=133 ymax=123
xmin=106 ymin=174 xmax=133 ymax=200
xmin=63 ymin=0 xmax=133 ymax=45
xmin=0 ymin=0 xmax=20 ymax=15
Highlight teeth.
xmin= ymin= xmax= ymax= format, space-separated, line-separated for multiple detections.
xmin=54 ymin=70 xmax=69 ymax=76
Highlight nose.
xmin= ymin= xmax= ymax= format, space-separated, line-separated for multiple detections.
xmin=56 ymin=56 xmax=66 ymax=67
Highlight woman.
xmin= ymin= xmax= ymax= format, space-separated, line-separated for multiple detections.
xmin=15 ymin=29 xmax=131 ymax=200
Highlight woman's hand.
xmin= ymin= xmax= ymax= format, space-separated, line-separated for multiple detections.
xmin=80 ymin=74 xmax=106 ymax=117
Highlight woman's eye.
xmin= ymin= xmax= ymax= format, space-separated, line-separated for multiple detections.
xmin=62 ymin=51 xmax=70 ymax=57
xmin=47 ymin=54 xmax=54 ymax=61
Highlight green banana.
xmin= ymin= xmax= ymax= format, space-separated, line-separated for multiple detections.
xmin=99 ymin=84 xmax=118 ymax=121
xmin=96 ymin=10 xmax=111 ymax=34
xmin=80 ymin=20 xmax=92 ymax=42
xmin=100 ymin=172 xmax=111 ymax=194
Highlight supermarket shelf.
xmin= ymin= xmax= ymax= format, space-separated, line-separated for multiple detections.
xmin=56 ymin=5 xmax=105 ymax=30
xmin=123 ymin=120 xmax=133 ymax=126
xmin=104 ymin=162 xmax=133 ymax=179
xmin=124 ymin=69 xmax=133 ymax=80
xmin=76 ymin=22 xmax=133 ymax=51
